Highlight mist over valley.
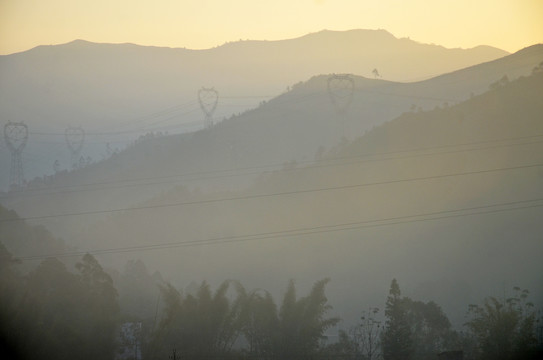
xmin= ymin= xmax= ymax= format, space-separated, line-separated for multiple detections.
xmin=1 ymin=28 xmax=542 ymax=360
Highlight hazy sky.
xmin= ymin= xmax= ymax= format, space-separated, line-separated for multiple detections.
xmin=1 ymin=0 xmax=542 ymax=55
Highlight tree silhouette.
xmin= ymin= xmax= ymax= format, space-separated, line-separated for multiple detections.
xmin=76 ymin=254 xmax=120 ymax=360
xmin=332 ymin=307 xmax=382 ymax=360
xmin=276 ymin=278 xmax=339 ymax=359
xmin=153 ymin=280 xmax=246 ymax=359
xmin=382 ymin=279 xmax=412 ymax=360
xmin=153 ymin=279 xmax=338 ymax=359
xmin=239 ymin=287 xmax=278 ymax=358
xmin=0 ymin=252 xmax=120 ymax=360
xmin=403 ymin=298 xmax=457 ymax=360
xmin=465 ymin=287 xmax=539 ymax=360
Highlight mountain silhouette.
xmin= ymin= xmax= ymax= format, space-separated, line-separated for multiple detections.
xmin=2 ymin=46 xmax=541 ymax=246
xmin=0 ymin=29 xmax=513 ymax=189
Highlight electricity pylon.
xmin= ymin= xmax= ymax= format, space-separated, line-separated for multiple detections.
xmin=198 ymin=87 xmax=219 ymax=129
xmin=327 ymin=74 xmax=355 ymax=137
xmin=65 ymin=127 xmax=85 ymax=169
xmin=4 ymin=121 xmax=28 ymax=188
xmin=327 ymin=73 xmax=355 ymax=114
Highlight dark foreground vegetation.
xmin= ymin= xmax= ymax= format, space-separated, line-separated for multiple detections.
xmin=0 ymin=242 xmax=541 ymax=360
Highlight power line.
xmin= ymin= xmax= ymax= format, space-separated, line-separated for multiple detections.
xmin=3 ymin=84 xmax=462 ymax=189
xmin=28 ymin=100 xmax=201 ymax=137
xmin=7 ymin=137 xmax=543 ymax=200
xmin=13 ymin=197 xmax=543 ymax=261
xmin=24 ymin=94 xmax=275 ymax=138
xmin=106 ymin=99 xmax=199 ymax=129
xmin=221 ymin=95 xmax=275 ymax=99
xmin=354 ymin=87 xmax=460 ymax=103
xmin=23 ymin=84 xmax=457 ymax=138
xmin=26 ymin=104 xmax=202 ymax=138
xmin=2 ymin=162 xmax=542 ymax=223
xmin=4 ymin=134 xmax=543 ymax=199
xmin=13 ymin=61 xmax=535 ymax=145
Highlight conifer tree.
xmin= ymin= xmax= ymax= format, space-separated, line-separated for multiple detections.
xmin=382 ymin=279 xmax=412 ymax=360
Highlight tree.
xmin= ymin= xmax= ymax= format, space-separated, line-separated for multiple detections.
xmin=117 ymin=259 xmax=163 ymax=320
xmin=489 ymin=75 xmax=509 ymax=90
xmin=382 ymin=279 xmax=412 ymax=360
xmin=153 ymin=279 xmax=339 ymax=360
xmin=1 ymin=253 xmax=120 ymax=360
xmin=381 ymin=279 xmax=459 ymax=360
xmin=359 ymin=307 xmax=383 ymax=360
xmin=0 ymin=242 xmax=24 ymax=359
xmin=332 ymin=307 xmax=382 ymax=360
xmin=531 ymin=61 xmax=543 ymax=74
xmin=25 ymin=258 xmax=83 ymax=360
xmin=402 ymin=298 xmax=458 ymax=360
xmin=465 ymin=287 xmax=540 ymax=360
xmin=76 ymin=253 xmax=120 ymax=360
xmin=276 ymin=279 xmax=340 ymax=359
xmin=240 ymin=288 xmax=278 ymax=358
xmin=152 ymin=280 xmax=246 ymax=359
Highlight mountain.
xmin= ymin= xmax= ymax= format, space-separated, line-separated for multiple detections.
xmin=2 ymin=45 xmax=541 ymax=231
xmin=0 ymin=29 xmax=511 ymax=189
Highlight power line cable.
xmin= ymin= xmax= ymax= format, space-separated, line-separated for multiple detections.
xmin=4 ymin=134 xmax=543 ymax=199
xmin=24 ymin=94 xmax=276 ymax=138
xmin=22 ymin=84 xmax=459 ymax=138
xmin=13 ymin=197 xmax=543 ymax=261
xmin=354 ymin=87 xmax=460 ymax=103
xmin=2 ymin=162 xmax=542 ymax=223
xmin=10 ymin=137 xmax=543 ymax=200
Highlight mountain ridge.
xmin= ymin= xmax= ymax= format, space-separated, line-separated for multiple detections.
xmin=4 ymin=29 xmax=508 ymax=56
xmin=3 ymin=49 xmax=542 ymax=230
xmin=0 ymin=30 xmax=531 ymax=191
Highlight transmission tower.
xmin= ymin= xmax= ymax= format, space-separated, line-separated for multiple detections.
xmin=327 ymin=74 xmax=355 ymax=114
xmin=65 ymin=126 xmax=85 ymax=169
xmin=4 ymin=121 xmax=28 ymax=188
xmin=327 ymin=74 xmax=355 ymax=137
xmin=198 ymin=87 xmax=219 ymax=129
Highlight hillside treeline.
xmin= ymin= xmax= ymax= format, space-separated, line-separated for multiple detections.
xmin=1 ymin=243 xmax=540 ymax=360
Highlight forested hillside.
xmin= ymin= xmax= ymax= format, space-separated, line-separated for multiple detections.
xmin=21 ymin=68 xmax=538 ymax=330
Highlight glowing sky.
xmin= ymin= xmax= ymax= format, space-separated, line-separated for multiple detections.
xmin=1 ymin=0 xmax=542 ymax=55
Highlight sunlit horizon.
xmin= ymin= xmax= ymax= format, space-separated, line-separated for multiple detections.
xmin=1 ymin=0 xmax=542 ymax=55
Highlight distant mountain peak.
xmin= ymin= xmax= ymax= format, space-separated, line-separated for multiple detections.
xmin=17 ymin=29 xmax=509 ymax=56
xmin=301 ymin=28 xmax=396 ymax=40
xmin=312 ymin=28 xmax=394 ymax=35
xmin=68 ymin=39 xmax=92 ymax=45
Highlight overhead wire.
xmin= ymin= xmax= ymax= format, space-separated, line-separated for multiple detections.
xmin=21 ymin=82 xmax=459 ymax=139
xmin=5 ymin=81 xmax=463 ymax=189
xmin=4 ymin=133 xmax=543 ymax=199
xmin=13 ymin=197 xmax=543 ymax=261
xmin=4 ymin=70 xmax=543 ymax=260
xmin=27 ymin=99 xmax=201 ymax=136
xmin=24 ymin=94 xmax=273 ymax=138
xmin=1 ymin=161 xmax=542 ymax=223
xmin=4 ymin=70 xmax=538 ymax=197
xmin=9 ymin=58 xmax=537 ymax=144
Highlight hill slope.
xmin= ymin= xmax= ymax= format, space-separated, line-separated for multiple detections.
xmin=2 ymin=46 xmax=542 ymax=231
xmin=0 ymin=29 xmax=512 ymax=188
